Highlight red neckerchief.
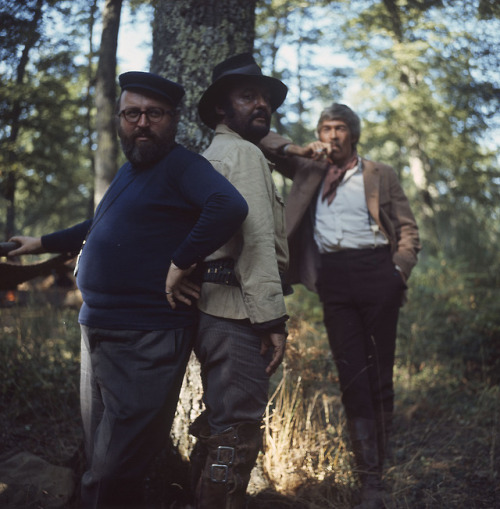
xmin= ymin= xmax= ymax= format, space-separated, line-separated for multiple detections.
xmin=321 ymin=151 xmax=359 ymax=205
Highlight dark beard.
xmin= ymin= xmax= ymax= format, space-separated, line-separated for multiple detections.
xmin=225 ymin=105 xmax=271 ymax=144
xmin=244 ymin=117 xmax=271 ymax=144
xmin=119 ymin=128 xmax=172 ymax=169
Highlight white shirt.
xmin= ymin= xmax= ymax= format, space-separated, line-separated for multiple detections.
xmin=314 ymin=159 xmax=389 ymax=253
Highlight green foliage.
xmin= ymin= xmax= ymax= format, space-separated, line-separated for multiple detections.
xmin=0 ymin=301 xmax=82 ymax=466
xmin=256 ymin=0 xmax=352 ymax=143
xmin=399 ymin=254 xmax=500 ymax=385
xmin=0 ymin=0 xmax=96 ymax=237
xmin=336 ymin=0 xmax=500 ymax=262
xmin=1 ymin=303 xmax=80 ymax=414
xmin=285 ymin=283 xmax=324 ymax=328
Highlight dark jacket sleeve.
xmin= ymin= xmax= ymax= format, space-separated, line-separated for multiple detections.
xmin=259 ymin=131 xmax=298 ymax=180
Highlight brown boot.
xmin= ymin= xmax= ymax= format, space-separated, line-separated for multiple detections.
xmin=193 ymin=421 xmax=262 ymax=509
xmin=347 ymin=418 xmax=386 ymax=509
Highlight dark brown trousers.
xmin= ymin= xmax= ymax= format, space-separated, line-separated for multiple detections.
xmin=317 ymin=246 xmax=405 ymax=421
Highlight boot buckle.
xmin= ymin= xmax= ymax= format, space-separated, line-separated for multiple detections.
xmin=210 ymin=445 xmax=235 ymax=483
xmin=217 ymin=445 xmax=235 ymax=465
xmin=210 ymin=463 xmax=229 ymax=483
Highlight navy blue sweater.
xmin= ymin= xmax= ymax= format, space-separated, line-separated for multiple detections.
xmin=42 ymin=144 xmax=248 ymax=330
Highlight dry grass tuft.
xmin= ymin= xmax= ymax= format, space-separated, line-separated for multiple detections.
xmin=263 ymin=372 xmax=352 ymax=494
xmin=258 ymin=316 xmax=358 ymax=508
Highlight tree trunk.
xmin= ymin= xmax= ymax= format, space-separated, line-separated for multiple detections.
xmin=84 ymin=0 xmax=99 ymax=216
xmin=150 ymin=0 xmax=257 ymax=475
xmin=94 ymin=0 xmax=122 ymax=206
xmin=151 ymin=0 xmax=257 ymax=153
xmin=3 ymin=0 xmax=44 ymax=239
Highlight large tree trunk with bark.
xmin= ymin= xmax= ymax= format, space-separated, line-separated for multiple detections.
xmin=151 ymin=0 xmax=257 ymax=153
xmin=94 ymin=0 xmax=122 ymax=206
xmin=149 ymin=0 xmax=258 ymax=497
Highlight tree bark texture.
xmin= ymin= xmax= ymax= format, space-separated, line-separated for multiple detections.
xmin=94 ymin=0 xmax=122 ymax=206
xmin=151 ymin=0 xmax=257 ymax=153
xmin=84 ymin=0 xmax=99 ymax=215
xmin=151 ymin=0 xmax=257 ymax=460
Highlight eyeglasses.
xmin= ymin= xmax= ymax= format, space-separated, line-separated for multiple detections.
xmin=118 ymin=107 xmax=173 ymax=124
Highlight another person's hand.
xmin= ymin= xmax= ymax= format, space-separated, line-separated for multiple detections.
xmin=7 ymin=236 xmax=44 ymax=256
xmin=304 ymin=141 xmax=330 ymax=160
xmin=261 ymin=332 xmax=286 ymax=376
xmin=284 ymin=141 xmax=330 ymax=160
xmin=165 ymin=262 xmax=200 ymax=309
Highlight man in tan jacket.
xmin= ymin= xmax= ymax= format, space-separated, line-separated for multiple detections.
xmin=260 ymin=104 xmax=420 ymax=509
xmin=190 ymin=53 xmax=290 ymax=509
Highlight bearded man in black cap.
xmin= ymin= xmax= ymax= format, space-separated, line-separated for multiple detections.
xmin=188 ymin=53 xmax=289 ymax=508
xmin=9 ymin=71 xmax=248 ymax=508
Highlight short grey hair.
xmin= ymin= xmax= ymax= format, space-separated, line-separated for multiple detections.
xmin=317 ymin=103 xmax=361 ymax=147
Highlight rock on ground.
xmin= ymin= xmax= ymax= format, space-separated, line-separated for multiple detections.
xmin=0 ymin=452 xmax=75 ymax=508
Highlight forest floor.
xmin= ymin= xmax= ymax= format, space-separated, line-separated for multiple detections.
xmin=0 ymin=298 xmax=499 ymax=508
xmin=249 ymin=369 xmax=500 ymax=508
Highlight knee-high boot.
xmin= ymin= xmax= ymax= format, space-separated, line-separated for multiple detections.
xmin=191 ymin=421 xmax=262 ymax=509
xmin=347 ymin=417 xmax=385 ymax=509
xmin=189 ymin=413 xmax=211 ymax=501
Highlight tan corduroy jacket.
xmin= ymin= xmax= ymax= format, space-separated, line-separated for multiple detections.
xmin=260 ymin=131 xmax=421 ymax=295
xmin=197 ymin=125 xmax=288 ymax=325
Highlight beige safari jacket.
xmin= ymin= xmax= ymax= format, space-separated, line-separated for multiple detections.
xmin=197 ymin=124 xmax=288 ymax=325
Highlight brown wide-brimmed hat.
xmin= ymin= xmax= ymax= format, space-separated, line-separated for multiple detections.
xmin=198 ymin=53 xmax=288 ymax=129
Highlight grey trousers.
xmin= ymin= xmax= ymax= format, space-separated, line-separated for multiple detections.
xmin=194 ymin=312 xmax=272 ymax=434
xmin=80 ymin=324 xmax=195 ymax=508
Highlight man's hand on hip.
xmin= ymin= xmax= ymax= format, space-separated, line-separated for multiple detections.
xmin=165 ymin=262 xmax=200 ymax=309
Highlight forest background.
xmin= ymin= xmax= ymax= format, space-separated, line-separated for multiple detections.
xmin=1 ymin=0 xmax=499 ymax=508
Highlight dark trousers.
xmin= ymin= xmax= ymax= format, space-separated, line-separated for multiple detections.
xmin=317 ymin=247 xmax=405 ymax=421
xmin=194 ymin=312 xmax=272 ymax=434
xmin=80 ymin=325 xmax=195 ymax=508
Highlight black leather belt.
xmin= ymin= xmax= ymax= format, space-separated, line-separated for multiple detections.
xmin=202 ymin=258 xmax=239 ymax=286
xmin=201 ymin=258 xmax=293 ymax=296
xmin=320 ymin=244 xmax=390 ymax=257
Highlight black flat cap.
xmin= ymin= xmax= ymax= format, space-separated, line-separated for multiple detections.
xmin=119 ymin=71 xmax=185 ymax=108
xmin=198 ymin=53 xmax=288 ymax=129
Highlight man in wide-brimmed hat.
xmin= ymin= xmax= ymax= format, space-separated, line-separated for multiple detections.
xmin=190 ymin=53 xmax=290 ymax=508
